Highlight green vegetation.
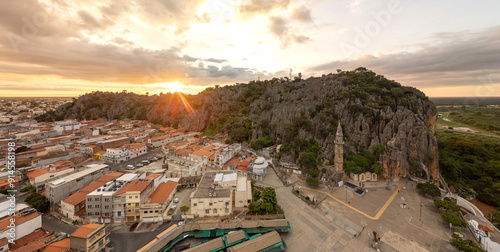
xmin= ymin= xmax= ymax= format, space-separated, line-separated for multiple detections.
xmin=249 ymin=187 xmax=280 ymax=215
xmin=15 ymin=146 xmax=29 ymax=154
xmin=20 ymin=186 xmax=36 ymax=193
xmin=180 ymin=205 xmax=190 ymax=215
xmin=441 ymin=212 xmax=467 ymax=228
xmin=416 ymin=182 xmax=441 ymax=197
xmin=306 ymin=177 xmax=319 ymax=187
xmin=451 ymin=234 xmax=485 ymax=252
xmin=176 ymin=185 xmax=183 ymax=192
xmin=344 ymin=147 xmax=382 ymax=175
xmin=434 ymin=198 xmax=460 ymax=213
xmin=250 ymin=135 xmax=274 ymax=150
xmin=437 ymin=106 xmax=500 ymax=135
xmin=438 ymin=130 xmax=500 ymax=207
xmin=25 ymin=193 xmax=49 ymax=212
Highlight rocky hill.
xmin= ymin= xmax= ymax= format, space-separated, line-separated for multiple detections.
xmin=40 ymin=68 xmax=439 ymax=182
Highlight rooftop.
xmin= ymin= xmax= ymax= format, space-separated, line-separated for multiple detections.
xmin=192 ymin=173 xmax=232 ymax=199
xmin=61 ymin=191 xmax=88 ymax=206
xmin=0 ymin=211 xmax=40 ymax=231
xmin=149 ymin=181 xmax=177 ymax=204
xmin=115 ymin=179 xmax=151 ymax=195
xmin=42 ymin=238 xmax=70 ymax=252
xmin=71 ymin=223 xmax=102 ymax=239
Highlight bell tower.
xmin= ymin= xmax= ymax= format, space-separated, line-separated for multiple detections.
xmin=334 ymin=122 xmax=344 ymax=172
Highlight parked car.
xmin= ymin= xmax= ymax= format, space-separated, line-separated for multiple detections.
xmin=142 ymin=160 xmax=150 ymax=165
xmin=152 ymin=157 xmax=158 ymax=161
xmin=136 ymin=163 xmax=143 ymax=168
xmin=130 ymin=222 xmax=139 ymax=231
xmin=126 ymin=165 xmax=135 ymax=170
xmin=173 ymin=198 xmax=179 ymax=203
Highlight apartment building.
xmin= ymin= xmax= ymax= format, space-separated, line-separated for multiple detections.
xmin=46 ymin=164 xmax=110 ymax=204
xmin=190 ymin=173 xmax=234 ymax=218
xmin=140 ymin=180 xmax=177 ymax=223
xmin=70 ymin=223 xmax=109 ymax=252
xmin=113 ymin=179 xmax=153 ymax=223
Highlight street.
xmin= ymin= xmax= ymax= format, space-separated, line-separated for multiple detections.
xmin=108 ymin=150 xmax=162 ymax=171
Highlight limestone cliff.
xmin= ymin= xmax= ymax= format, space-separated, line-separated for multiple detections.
xmin=47 ymin=68 xmax=439 ymax=182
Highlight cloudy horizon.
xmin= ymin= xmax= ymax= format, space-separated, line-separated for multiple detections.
xmin=0 ymin=0 xmax=499 ymax=97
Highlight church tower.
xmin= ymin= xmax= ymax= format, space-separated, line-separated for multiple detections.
xmin=334 ymin=122 xmax=344 ymax=172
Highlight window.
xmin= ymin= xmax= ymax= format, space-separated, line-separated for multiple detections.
xmin=117 ymin=212 xmax=121 ymax=216
xmin=213 ymin=209 xmax=217 ymax=214
xmin=144 ymin=211 xmax=148 ymax=214
xmin=105 ymin=206 xmax=109 ymax=209
xmin=205 ymin=209 xmax=209 ymax=214
xmin=88 ymin=198 xmax=92 ymax=202
xmin=95 ymin=212 xmax=99 ymax=215
xmin=95 ymin=205 xmax=99 ymax=208
xmin=95 ymin=198 xmax=99 ymax=201
xmin=193 ymin=203 xmax=197 ymax=207
xmin=88 ymin=212 xmax=92 ymax=216
xmin=88 ymin=205 xmax=92 ymax=209
xmin=209 ymin=203 xmax=212 ymax=206
xmin=150 ymin=211 xmax=153 ymax=213
xmin=135 ymin=203 xmax=139 ymax=207
xmin=104 ymin=198 xmax=110 ymax=202
xmin=155 ymin=210 xmax=159 ymax=213
xmin=135 ymin=196 xmax=138 ymax=199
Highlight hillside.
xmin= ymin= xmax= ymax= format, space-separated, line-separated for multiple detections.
xmin=39 ymin=68 xmax=439 ymax=182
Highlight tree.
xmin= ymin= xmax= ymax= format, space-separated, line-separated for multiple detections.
xmin=180 ymin=205 xmax=190 ymax=215
xmin=306 ymin=177 xmax=319 ymax=187
xmin=441 ymin=212 xmax=467 ymax=228
xmin=434 ymin=199 xmax=459 ymax=213
xmin=451 ymin=234 xmax=485 ymax=252
xmin=15 ymin=146 xmax=29 ymax=153
xmin=252 ymin=189 xmax=261 ymax=200
xmin=417 ymin=182 xmax=441 ymax=197
xmin=176 ymin=185 xmax=183 ymax=192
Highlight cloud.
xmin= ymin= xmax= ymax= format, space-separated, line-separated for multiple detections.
xmin=309 ymin=27 xmax=500 ymax=89
xmin=268 ymin=16 xmax=311 ymax=46
xmin=291 ymin=5 xmax=312 ymax=23
xmin=239 ymin=0 xmax=291 ymax=16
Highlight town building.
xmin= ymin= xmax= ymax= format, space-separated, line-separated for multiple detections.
xmin=140 ymin=180 xmax=177 ymax=223
xmin=190 ymin=173 xmax=234 ymax=217
xmin=46 ymin=164 xmax=110 ymax=205
xmin=0 ymin=210 xmax=41 ymax=241
xmin=70 ymin=223 xmax=109 ymax=252
xmin=113 ymin=179 xmax=153 ymax=223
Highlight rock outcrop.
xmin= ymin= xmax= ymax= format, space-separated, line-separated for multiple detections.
xmin=47 ymin=68 xmax=439 ymax=182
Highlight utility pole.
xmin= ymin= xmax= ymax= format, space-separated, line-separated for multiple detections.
xmin=419 ymin=197 xmax=422 ymax=222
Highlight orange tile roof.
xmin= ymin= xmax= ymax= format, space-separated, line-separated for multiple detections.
xmin=79 ymin=181 xmax=107 ymax=193
xmin=123 ymin=143 xmax=146 ymax=149
xmin=96 ymin=172 xmax=124 ymax=182
xmin=13 ymin=239 xmax=47 ymax=252
xmin=115 ymin=179 xmax=151 ymax=195
xmin=0 ymin=176 xmax=18 ymax=187
xmin=191 ymin=150 xmax=212 ymax=157
xmin=225 ymin=156 xmax=240 ymax=168
xmin=149 ymin=181 xmax=177 ymax=204
xmin=144 ymin=174 xmax=161 ymax=180
xmin=237 ymin=157 xmax=254 ymax=172
xmin=0 ymin=212 xmax=40 ymax=231
xmin=61 ymin=191 xmax=88 ymax=206
xmin=42 ymin=238 xmax=70 ymax=252
xmin=9 ymin=229 xmax=47 ymax=250
xmin=27 ymin=168 xmax=49 ymax=179
xmin=71 ymin=223 xmax=102 ymax=238
xmin=174 ymin=149 xmax=192 ymax=157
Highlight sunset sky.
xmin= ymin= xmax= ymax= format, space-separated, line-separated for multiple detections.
xmin=0 ymin=0 xmax=499 ymax=97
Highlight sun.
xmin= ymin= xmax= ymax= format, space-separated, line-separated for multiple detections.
xmin=157 ymin=82 xmax=188 ymax=93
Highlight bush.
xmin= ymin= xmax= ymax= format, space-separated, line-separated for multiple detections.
xmin=306 ymin=177 xmax=319 ymax=187
xmin=434 ymin=199 xmax=460 ymax=213
xmin=20 ymin=186 xmax=36 ymax=193
xmin=25 ymin=193 xmax=49 ymax=212
xmin=176 ymin=185 xmax=182 ymax=192
xmin=441 ymin=212 xmax=467 ymax=227
xmin=417 ymin=182 xmax=441 ymax=197
xmin=451 ymin=234 xmax=485 ymax=252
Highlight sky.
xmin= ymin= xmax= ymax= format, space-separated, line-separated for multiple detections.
xmin=0 ymin=0 xmax=499 ymax=97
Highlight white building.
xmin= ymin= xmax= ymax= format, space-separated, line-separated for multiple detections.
xmin=54 ymin=120 xmax=85 ymax=135
xmin=0 ymin=211 xmax=42 ymax=241
xmin=250 ymin=157 xmax=268 ymax=180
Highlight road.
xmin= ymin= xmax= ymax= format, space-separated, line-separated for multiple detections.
xmin=42 ymin=214 xmax=77 ymax=235
xmin=108 ymin=221 xmax=173 ymax=252
xmin=108 ymin=150 xmax=162 ymax=171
